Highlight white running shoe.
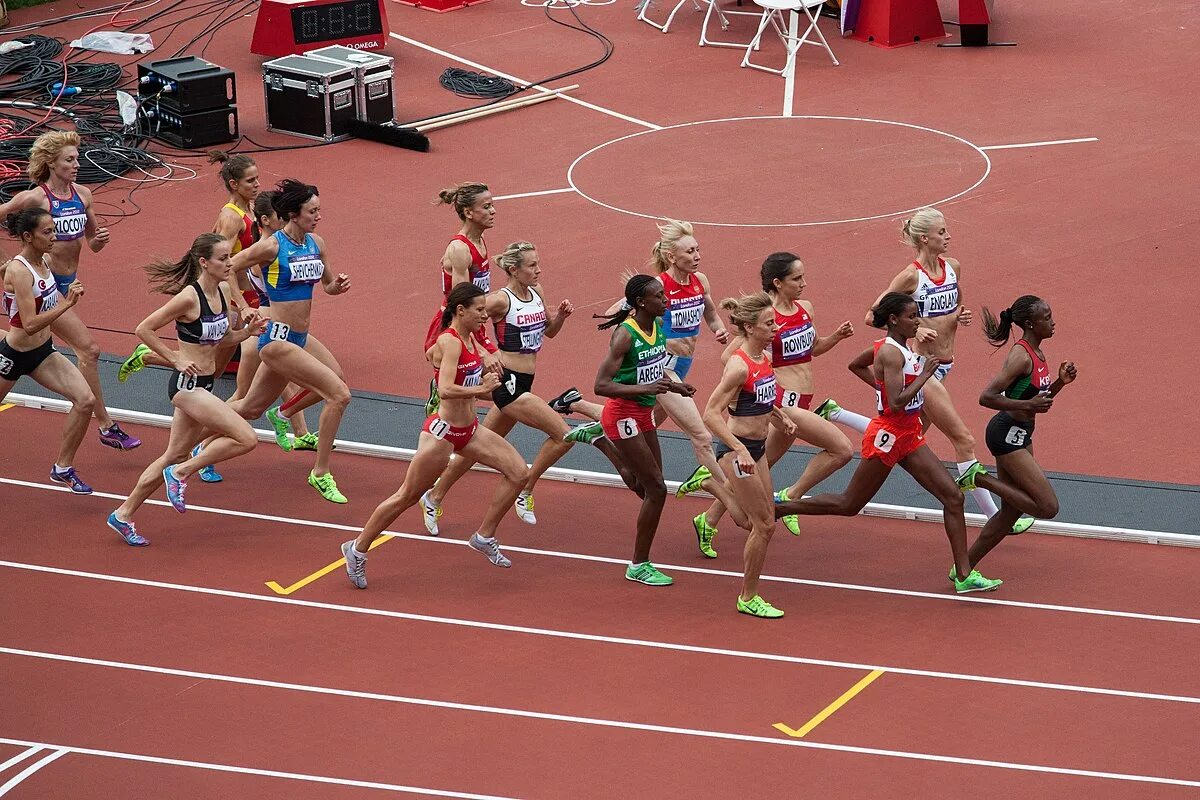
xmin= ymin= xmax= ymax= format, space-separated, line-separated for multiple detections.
xmin=341 ymin=540 xmax=367 ymax=589
xmin=419 ymin=491 xmax=442 ymax=536
xmin=514 ymin=490 xmax=537 ymax=525
xmin=468 ymin=533 xmax=512 ymax=568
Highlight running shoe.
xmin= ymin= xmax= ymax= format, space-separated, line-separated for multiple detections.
xmin=737 ymin=595 xmax=784 ymax=618
xmin=308 ymin=471 xmax=347 ymax=504
xmin=266 ymin=406 xmax=293 ymax=452
xmin=117 ymin=344 xmax=152 ymax=383
xmin=693 ymin=513 xmax=718 ymax=559
xmin=107 ymin=512 xmax=149 ymax=547
xmin=293 ymin=432 xmax=320 ymax=451
xmin=49 ymin=466 xmax=92 ymax=495
xmin=191 ymin=443 xmax=223 ymax=483
xmin=468 ymin=533 xmax=512 ymax=567
xmin=514 ymin=490 xmax=537 ymax=525
xmin=564 ymin=421 xmax=605 ymax=445
xmin=163 ymin=465 xmax=187 ymax=513
xmin=775 ymin=488 xmax=800 ymax=536
xmin=424 ymin=377 xmax=440 ymax=416
xmin=813 ymin=398 xmax=841 ymax=421
xmin=956 ymin=461 xmax=988 ymax=493
xmin=625 ymin=561 xmax=673 ymax=586
xmin=419 ymin=490 xmax=442 ymax=536
xmin=1012 ymin=515 xmax=1035 ymax=535
xmin=676 ymin=465 xmax=711 ymax=498
xmin=341 ymin=540 xmax=367 ymax=589
xmin=548 ymin=387 xmax=582 ymax=415
xmin=954 ymin=568 xmax=1003 ymax=594
xmin=99 ymin=423 xmax=141 ymax=450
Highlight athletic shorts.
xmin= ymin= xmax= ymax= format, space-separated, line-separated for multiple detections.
xmin=774 ymin=389 xmax=813 ymax=410
xmin=492 ymin=369 xmax=534 ymax=409
xmin=422 ymin=414 xmax=477 ymax=452
xmin=861 ymin=415 xmax=925 ymax=467
xmin=167 ymin=371 xmax=215 ymax=401
xmin=424 ymin=307 xmax=497 ymax=354
xmin=985 ymin=412 xmax=1034 ymax=457
xmin=258 ymin=320 xmax=309 ymax=351
xmin=663 ymin=353 xmax=693 ymax=381
xmin=0 ymin=337 xmax=54 ymax=381
xmin=933 ymin=359 xmax=954 ymax=382
xmin=600 ymin=397 xmax=656 ymax=441
xmin=715 ymin=435 xmax=767 ymax=477
xmin=53 ymin=272 xmax=76 ymax=298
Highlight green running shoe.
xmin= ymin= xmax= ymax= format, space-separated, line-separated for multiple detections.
xmin=564 ymin=421 xmax=605 ymax=445
xmin=308 ymin=470 xmax=347 ymax=504
xmin=117 ymin=344 xmax=152 ymax=383
xmin=954 ymin=568 xmax=1002 ymax=594
xmin=293 ymin=432 xmax=319 ymax=451
xmin=676 ymin=465 xmax=711 ymax=498
xmin=1011 ymin=515 xmax=1035 ymax=535
xmin=956 ymin=461 xmax=988 ymax=492
xmin=625 ymin=562 xmax=673 ymax=586
xmin=266 ymin=406 xmax=293 ymax=452
xmin=692 ymin=513 xmax=718 ymax=558
xmin=813 ymin=398 xmax=841 ymax=421
xmin=737 ymin=594 xmax=784 ymax=618
xmin=425 ymin=377 xmax=440 ymax=416
xmin=775 ymin=489 xmax=801 ymax=536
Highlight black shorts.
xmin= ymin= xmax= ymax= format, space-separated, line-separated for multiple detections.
xmin=985 ymin=412 xmax=1035 ymax=457
xmin=167 ymin=370 xmax=216 ymax=401
xmin=0 ymin=337 xmax=55 ymax=382
xmin=714 ymin=435 xmax=767 ymax=464
xmin=492 ymin=369 xmax=534 ymax=410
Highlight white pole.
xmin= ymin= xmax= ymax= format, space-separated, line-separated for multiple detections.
xmin=782 ymin=10 xmax=800 ymax=116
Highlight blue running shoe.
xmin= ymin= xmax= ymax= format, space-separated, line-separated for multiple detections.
xmin=50 ymin=466 xmax=93 ymax=494
xmin=107 ymin=512 xmax=149 ymax=547
xmin=163 ymin=464 xmax=187 ymax=513
xmin=191 ymin=444 xmax=223 ymax=483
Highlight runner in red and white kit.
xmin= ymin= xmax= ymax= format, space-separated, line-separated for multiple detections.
xmin=774 ymin=292 xmax=1004 ymax=594
xmin=424 ymin=182 xmax=501 ymax=413
xmin=342 ymin=283 xmax=528 ymax=588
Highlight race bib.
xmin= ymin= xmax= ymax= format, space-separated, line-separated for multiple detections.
xmin=289 ymin=254 xmax=325 ymax=283
xmin=53 ymin=212 xmax=86 ymax=239
xmin=873 ymin=427 xmax=895 ymax=453
xmin=921 ymin=285 xmax=959 ymax=317
xmin=200 ymin=318 xmax=228 ymax=342
xmin=616 ymin=417 xmax=639 ymax=439
xmin=779 ymin=324 xmax=815 ymax=359
xmin=668 ymin=299 xmax=703 ymax=331
xmin=520 ymin=328 xmax=544 ymax=352
xmin=427 ymin=417 xmax=450 ymax=440
xmin=636 ymin=355 xmax=665 ymax=385
xmin=472 ymin=271 xmax=491 ymax=291
xmin=268 ymin=321 xmax=292 ymax=342
xmin=461 ymin=365 xmax=483 ymax=388
xmin=175 ymin=372 xmax=197 ymax=393
xmin=0 ymin=354 xmax=14 ymax=377
xmin=753 ymin=376 xmax=776 ymax=406
xmin=1004 ymin=426 xmax=1028 ymax=447
xmin=733 ymin=460 xmax=754 ymax=479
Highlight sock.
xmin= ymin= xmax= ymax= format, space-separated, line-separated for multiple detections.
xmin=957 ymin=461 xmax=999 ymax=517
xmin=53 ymin=464 xmax=70 ymax=473
xmin=353 ymin=546 xmax=367 ymax=558
xmin=830 ymin=407 xmax=870 ymax=433
xmin=280 ymin=389 xmax=310 ymax=415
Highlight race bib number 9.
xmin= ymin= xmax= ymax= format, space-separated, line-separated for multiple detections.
xmin=616 ymin=417 xmax=639 ymax=439
xmin=873 ymin=428 xmax=895 ymax=453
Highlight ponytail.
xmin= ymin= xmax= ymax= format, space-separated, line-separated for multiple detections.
xmin=441 ymin=282 xmax=485 ymax=330
xmin=144 ymin=232 xmax=227 ymax=295
xmin=982 ymin=294 xmax=1043 ymax=347
xmin=870 ymin=292 xmax=916 ymax=329
xmin=596 ymin=274 xmax=659 ymax=330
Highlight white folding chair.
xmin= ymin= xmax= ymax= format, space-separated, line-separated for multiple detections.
xmin=637 ymin=0 xmax=761 ymax=50
xmin=740 ymin=0 xmax=839 ymax=75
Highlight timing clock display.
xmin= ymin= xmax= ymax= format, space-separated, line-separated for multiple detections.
xmin=290 ymin=0 xmax=382 ymax=45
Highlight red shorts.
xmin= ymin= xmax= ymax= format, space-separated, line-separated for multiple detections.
xmin=422 ymin=414 xmax=478 ymax=452
xmin=600 ymin=397 xmax=656 ymax=441
xmin=861 ymin=415 xmax=924 ymax=467
xmin=241 ymin=289 xmax=261 ymax=309
xmin=424 ymin=307 xmax=497 ymax=353
xmin=774 ymin=390 xmax=813 ymax=410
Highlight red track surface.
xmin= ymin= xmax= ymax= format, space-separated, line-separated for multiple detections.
xmin=2 ymin=409 xmax=1200 ymax=796
xmin=7 ymin=0 xmax=1197 ymax=481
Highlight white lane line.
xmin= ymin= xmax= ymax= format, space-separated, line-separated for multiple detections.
xmin=3 ymin=476 xmax=1196 ymax=625
xmin=0 ymin=749 xmax=67 ymax=797
xmin=0 ymin=737 xmax=515 ymax=799
xmin=3 ymin=651 xmax=1197 ymax=789
xmin=388 ymin=32 xmax=662 ymax=131
xmin=4 ymin=564 xmax=1199 ymax=706
xmin=979 ymin=137 xmax=1099 ymax=151
xmin=493 ymin=187 xmax=577 ymax=201
xmin=0 ymin=747 xmax=44 ymax=776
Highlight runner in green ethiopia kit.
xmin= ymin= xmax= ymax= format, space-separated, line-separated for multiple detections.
xmin=594 ymin=274 xmax=694 ymax=586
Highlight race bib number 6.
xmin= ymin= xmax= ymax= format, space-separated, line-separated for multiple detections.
xmin=616 ymin=417 xmax=639 ymax=439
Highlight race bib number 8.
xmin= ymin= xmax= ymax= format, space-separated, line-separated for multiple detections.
xmin=780 ymin=390 xmax=801 ymax=409
xmin=1004 ymin=426 xmax=1027 ymax=447
xmin=616 ymin=417 xmax=639 ymax=439
xmin=873 ymin=428 xmax=895 ymax=453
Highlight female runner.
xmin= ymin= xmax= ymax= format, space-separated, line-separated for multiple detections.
xmin=962 ymin=296 xmax=1076 ymax=572
xmin=106 ymin=234 xmax=260 ymax=546
xmin=0 ymin=131 xmax=139 ymax=449
xmin=594 ymin=274 xmax=694 ymax=586
xmin=684 ymin=252 xmax=863 ymax=554
xmin=0 ymin=209 xmax=95 ymax=494
xmin=417 ymin=241 xmax=638 ymax=534
xmin=342 ymin=283 xmax=529 ymax=588
xmin=227 ymin=179 xmax=352 ymax=503
xmin=701 ymin=292 xmax=796 ymax=617
xmin=775 ymin=292 xmax=1005 ymax=593
xmin=861 ymin=207 xmax=1030 ymax=532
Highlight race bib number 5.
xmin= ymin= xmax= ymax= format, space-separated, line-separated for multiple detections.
xmin=1004 ymin=426 xmax=1028 ymax=447
xmin=616 ymin=417 xmax=639 ymax=439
